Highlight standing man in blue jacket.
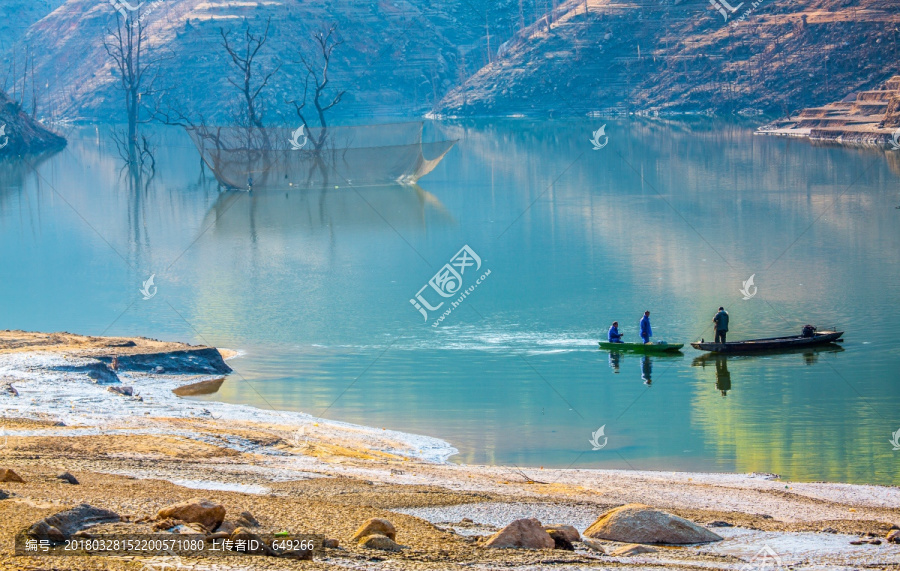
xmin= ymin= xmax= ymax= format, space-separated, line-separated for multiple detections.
xmin=640 ymin=311 xmax=652 ymax=344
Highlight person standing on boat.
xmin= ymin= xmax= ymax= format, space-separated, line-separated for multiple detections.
xmin=639 ymin=311 xmax=652 ymax=344
xmin=713 ymin=306 xmax=729 ymax=344
xmin=608 ymin=321 xmax=623 ymax=343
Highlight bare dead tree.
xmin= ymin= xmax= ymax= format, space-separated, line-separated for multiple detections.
xmin=287 ymin=23 xmax=346 ymax=148
xmin=220 ymin=17 xmax=281 ymax=130
xmin=103 ymin=7 xmax=167 ymax=168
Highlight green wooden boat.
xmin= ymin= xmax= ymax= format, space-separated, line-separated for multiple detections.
xmin=598 ymin=341 xmax=684 ymax=353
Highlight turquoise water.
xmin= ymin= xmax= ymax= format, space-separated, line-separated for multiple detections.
xmin=2 ymin=120 xmax=899 ymax=484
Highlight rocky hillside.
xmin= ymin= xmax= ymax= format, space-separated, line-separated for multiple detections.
xmin=437 ymin=0 xmax=900 ymax=117
xmin=0 ymin=89 xmax=66 ymax=157
xmin=2 ymin=0 xmax=544 ymax=123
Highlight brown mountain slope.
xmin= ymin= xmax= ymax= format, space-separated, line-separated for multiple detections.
xmin=11 ymin=0 xmax=544 ymax=122
xmin=436 ymin=0 xmax=900 ymax=117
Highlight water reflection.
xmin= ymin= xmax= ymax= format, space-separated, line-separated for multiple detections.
xmin=692 ymin=345 xmax=846 ymax=396
xmin=606 ymin=352 xmax=685 ymax=386
xmin=200 ymin=182 xmax=453 ymax=238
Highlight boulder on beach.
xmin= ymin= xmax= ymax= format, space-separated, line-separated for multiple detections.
xmin=157 ymin=498 xmax=225 ymax=532
xmin=322 ymin=538 xmax=339 ymax=548
xmin=611 ymin=543 xmax=658 ymax=556
xmin=28 ymin=504 xmax=120 ymax=542
xmin=544 ymin=524 xmax=580 ymax=543
xmin=359 ymin=533 xmax=402 ymax=551
xmin=0 ymin=469 xmax=24 ymax=483
xmin=350 ymin=518 xmax=396 ymax=541
xmin=887 ymin=529 xmax=900 ymax=544
xmin=0 ymin=489 xmax=9 ymax=500
xmin=584 ymin=504 xmax=723 ymax=545
xmin=484 ymin=518 xmax=555 ymax=549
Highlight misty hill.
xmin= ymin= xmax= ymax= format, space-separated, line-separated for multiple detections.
xmin=437 ymin=0 xmax=900 ymax=117
xmin=3 ymin=0 xmax=543 ymax=124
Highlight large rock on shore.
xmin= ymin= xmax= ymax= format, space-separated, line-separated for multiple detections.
xmin=157 ymin=498 xmax=225 ymax=531
xmin=28 ymin=504 xmax=120 ymax=542
xmin=484 ymin=518 xmax=555 ymax=549
xmin=584 ymin=504 xmax=723 ymax=545
xmin=351 ymin=518 xmax=396 ymax=541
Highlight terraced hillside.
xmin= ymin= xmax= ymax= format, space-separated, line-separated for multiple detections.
xmin=437 ymin=0 xmax=900 ymax=117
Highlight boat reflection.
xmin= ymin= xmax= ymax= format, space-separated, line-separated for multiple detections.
xmin=692 ymin=345 xmax=845 ymax=396
xmin=607 ymin=352 xmax=683 ymax=386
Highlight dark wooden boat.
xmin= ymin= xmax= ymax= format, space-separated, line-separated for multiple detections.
xmin=691 ymin=331 xmax=844 ymax=354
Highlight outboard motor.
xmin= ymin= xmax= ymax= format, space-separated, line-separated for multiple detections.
xmin=801 ymin=325 xmax=817 ymax=338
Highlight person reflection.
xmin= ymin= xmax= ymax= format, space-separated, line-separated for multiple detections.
xmin=641 ymin=355 xmax=652 ymax=386
xmin=608 ymin=351 xmax=621 ymax=374
xmin=715 ymin=357 xmax=732 ymax=397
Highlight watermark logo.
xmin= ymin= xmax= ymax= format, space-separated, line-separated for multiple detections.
xmin=589 ymin=125 xmax=609 ymax=150
xmin=109 ymin=0 xmax=144 ymax=20
xmin=589 ymin=425 xmax=608 ymax=450
xmin=288 ymin=427 xmax=307 ymax=448
xmin=710 ymin=0 xmax=743 ymax=21
xmin=740 ymin=274 xmax=757 ymax=300
xmin=890 ymin=428 xmax=900 ymax=451
xmin=889 ymin=127 xmax=900 ymax=151
xmin=0 ymin=124 xmax=8 ymax=149
xmin=289 ymin=126 xmax=308 ymax=150
xmin=739 ymin=544 xmax=784 ymax=570
xmin=410 ymin=245 xmax=491 ymax=327
xmin=140 ymin=274 xmax=157 ymax=300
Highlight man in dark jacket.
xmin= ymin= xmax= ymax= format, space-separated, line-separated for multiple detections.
xmin=713 ymin=307 xmax=729 ymax=344
xmin=640 ymin=311 xmax=652 ymax=344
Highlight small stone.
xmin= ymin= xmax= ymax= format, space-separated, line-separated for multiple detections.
xmin=581 ymin=537 xmax=606 ymax=553
xmin=850 ymin=540 xmax=864 ymax=545
xmin=359 ymin=533 xmax=402 ymax=551
xmin=215 ymin=521 xmax=237 ymax=534
xmin=107 ymin=386 xmax=134 ymax=397
xmin=153 ymin=518 xmax=181 ymax=531
xmin=484 ymin=518 xmax=554 ymax=549
xmin=235 ymin=510 xmax=259 ymax=527
xmin=157 ymin=498 xmax=225 ymax=531
xmin=887 ymin=529 xmax=900 ymax=544
xmin=322 ymin=538 xmax=339 ymax=548
xmin=230 ymin=527 xmax=275 ymax=555
xmin=461 ymin=517 xmax=474 ymax=523
xmin=707 ymin=521 xmax=732 ymax=528
xmin=56 ymin=472 xmax=79 ymax=485
xmin=154 ymin=366 xmax=165 ymax=374
xmin=206 ymin=531 xmax=230 ymax=541
xmin=0 ymin=469 xmax=24 ymax=483
xmin=172 ymin=522 xmax=208 ymax=534
xmin=611 ymin=543 xmax=658 ymax=556
xmin=867 ymin=539 xmax=882 ymax=545
xmin=350 ymin=518 xmax=396 ymax=542
xmin=821 ymin=527 xmax=838 ymax=533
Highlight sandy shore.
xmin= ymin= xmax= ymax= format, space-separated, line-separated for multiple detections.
xmin=1 ymin=331 xmax=898 ymax=570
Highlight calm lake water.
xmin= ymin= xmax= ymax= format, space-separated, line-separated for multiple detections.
xmin=2 ymin=120 xmax=899 ymax=485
